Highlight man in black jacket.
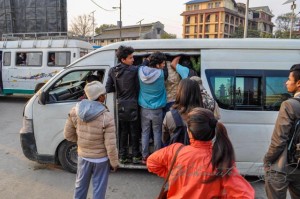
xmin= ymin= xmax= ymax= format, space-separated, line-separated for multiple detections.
xmin=106 ymin=45 xmax=141 ymax=164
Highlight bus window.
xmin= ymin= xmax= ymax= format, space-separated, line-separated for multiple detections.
xmin=3 ymin=52 xmax=11 ymax=66
xmin=48 ymin=52 xmax=71 ymax=67
xmin=16 ymin=52 xmax=42 ymax=66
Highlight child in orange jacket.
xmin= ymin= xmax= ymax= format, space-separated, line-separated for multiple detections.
xmin=147 ymin=107 xmax=254 ymax=199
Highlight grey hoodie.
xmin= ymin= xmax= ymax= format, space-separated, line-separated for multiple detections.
xmin=75 ymin=99 xmax=106 ymax=122
xmin=139 ymin=65 xmax=162 ymax=84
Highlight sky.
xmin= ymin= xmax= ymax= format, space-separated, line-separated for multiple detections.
xmin=67 ymin=0 xmax=299 ymax=38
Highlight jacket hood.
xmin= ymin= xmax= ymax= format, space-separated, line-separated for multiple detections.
xmin=139 ymin=66 xmax=161 ymax=84
xmin=76 ymin=99 xmax=106 ymax=122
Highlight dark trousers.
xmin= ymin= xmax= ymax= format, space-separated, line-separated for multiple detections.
xmin=119 ymin=120 xmax=140 ymax=158
xmin=265 ymin=170 xmax=300 ymax=199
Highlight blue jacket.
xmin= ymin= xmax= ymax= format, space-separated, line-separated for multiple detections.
xmin=138 ymin=66 xmax=167 ymax=109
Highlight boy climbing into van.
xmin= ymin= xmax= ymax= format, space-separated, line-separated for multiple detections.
xmin=105 ymin=45 xmax=141 ymax=164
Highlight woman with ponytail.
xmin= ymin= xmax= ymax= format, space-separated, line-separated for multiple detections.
xmin=147 ymin=108 xmax=254 ymax=199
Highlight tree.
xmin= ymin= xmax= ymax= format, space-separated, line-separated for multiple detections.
xmin=95 ymin=24 xmax=117 ymax=35
xmin=275 ymin=12 xmax=300 ymax=39
xmin=231 ymin=25 xmax=261 ymax=38
xmin=160 ymin=32 xmax=177 ymax=39
xmin=69 ymin=14 xmax=93 ymax=37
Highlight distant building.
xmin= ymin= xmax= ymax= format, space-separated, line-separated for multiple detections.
xmin=94 ymin=21 xmax=165 ymax=46
xmin=0 ymin=0 xmax=67 ymax=37
xmin=181 ymin=0 xmax=274 ymax=38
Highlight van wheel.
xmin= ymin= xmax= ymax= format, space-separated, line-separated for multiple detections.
xmin=58 ymin=141 xmax=77 ymax=173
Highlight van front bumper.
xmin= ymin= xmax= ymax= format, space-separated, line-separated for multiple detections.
xmin=20 ymin=117 xmax=55 ymax=164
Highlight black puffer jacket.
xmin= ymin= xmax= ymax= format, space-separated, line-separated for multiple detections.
xmin=105 ymin=63 xmax=139 ymax=101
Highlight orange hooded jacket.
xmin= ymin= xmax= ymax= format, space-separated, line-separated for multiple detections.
xmin=147 ymin=141 xmax=255 ymax=199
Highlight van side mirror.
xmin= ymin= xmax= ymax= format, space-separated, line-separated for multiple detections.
xmin=34 ymin=83 xmax=45 ymax=93
xmin=39 ymin=91 xmax=46 ymax=105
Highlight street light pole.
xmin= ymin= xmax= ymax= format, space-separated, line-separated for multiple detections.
xmin=283 ymin=0 xmax=297 ymax=39
xmin=243 ymin=0 xmax=249 ymax=38
xmin=113 ymin=0 xmax=122 ymax=41
xmin=90 ymin=10 xmax=96 ymax=43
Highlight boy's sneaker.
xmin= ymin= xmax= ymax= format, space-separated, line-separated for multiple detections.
xmin=132 ymin=156 xmax=142 ymax=164
xmin=119 ymin=158 xmax=129 ymax=164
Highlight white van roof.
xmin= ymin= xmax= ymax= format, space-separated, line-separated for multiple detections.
xmin=96 ymin=38 xmax=300 ymax=51
xmin=0 ymin=39 xmax=93 ymax=49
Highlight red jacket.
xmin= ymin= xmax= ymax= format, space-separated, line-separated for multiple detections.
xmin=147 ymin=141 xmax=255 ymax=199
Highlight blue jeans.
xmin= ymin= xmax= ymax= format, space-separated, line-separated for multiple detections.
xmin=74 ymin=157 xmax=109 ymax=199
xmin=141 ymin=107 xmax=163 ymax=158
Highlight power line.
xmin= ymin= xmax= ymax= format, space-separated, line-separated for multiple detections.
xmin=90 ymin=0 xmax=116 ymax=12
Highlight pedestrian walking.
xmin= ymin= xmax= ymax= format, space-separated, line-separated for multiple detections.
xmin=64 ymin=81 xmax=118 ymax=199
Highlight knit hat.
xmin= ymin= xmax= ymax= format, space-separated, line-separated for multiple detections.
xmin=84 ymin=81 xmax=106 ymax=101
xmin=190 ymin=76 xmax=205 ymax=91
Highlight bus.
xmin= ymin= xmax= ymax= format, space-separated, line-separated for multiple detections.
xmin=0 ymin=38 xmax=94 ymax=95
xmin=20 ymin=38 xmax=300 ymax=174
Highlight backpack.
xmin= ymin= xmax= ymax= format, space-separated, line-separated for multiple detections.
xmin=287 ymin=98 xmax=300 ymax=168
xmin=168 ymin=109 xmax=190 ymax=145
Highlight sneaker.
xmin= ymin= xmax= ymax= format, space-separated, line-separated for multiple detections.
xmin=119 ymin=158 xmax=129 ymax=164
xmin=132 ymin=156 xmax=142 ymax=164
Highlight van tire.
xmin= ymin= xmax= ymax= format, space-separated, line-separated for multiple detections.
xmin=58 ymin=141 xmax=77 ymax=173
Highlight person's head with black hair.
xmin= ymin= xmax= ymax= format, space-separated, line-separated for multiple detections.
xmin=187 ymin=107 xmax=235 ymax=183
xmin=287 ymin=64 xmax=300 ymax=94
xmin=116 ymin=45 xmax=135 ymax=65
xmin=148 ymin=51 xmax=167 ymax=69
xmin=179 ymin=55 xmax=193 ymax=69
xmin=172 ymin=78 xmax=203 ymax=114
xmin=86 ymin=75 xmax=99 ymax=83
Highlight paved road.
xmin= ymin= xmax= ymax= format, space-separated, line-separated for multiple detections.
xmin=0 ymin=95 xmax=290 ymax=199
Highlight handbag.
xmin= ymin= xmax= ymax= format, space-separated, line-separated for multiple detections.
xmin=112 ymin=67 xmax=138 ymax=121
xmin=157 ymin=145 xmax=184 ymax=199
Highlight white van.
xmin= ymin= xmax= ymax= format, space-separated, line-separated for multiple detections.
xmin=20 ymin=39 xmax=300 ymax=174
xmin=0 ymin=38 xmax=93 ymax=95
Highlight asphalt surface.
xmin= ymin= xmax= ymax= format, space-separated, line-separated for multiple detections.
xmin=0 ymin=95 xmax=291 ymax=199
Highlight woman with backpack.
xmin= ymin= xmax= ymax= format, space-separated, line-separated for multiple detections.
xmin=147 ymin=108 xmax=254 ymax=199
xmin=162 ymin=78 xmax=203 ymax=145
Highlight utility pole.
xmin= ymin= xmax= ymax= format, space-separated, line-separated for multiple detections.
xmin=136 ymin=19 xmax=144 ymax=39
xmin=90 ymin=10 xmax=96 ymax=43
xmin=243 ymin=0 xmax=249 ymax=38
xmin=283 ymin=0 xmax=297 ymax=39
xmin=113 ymin=0 xmax=122 ymax=41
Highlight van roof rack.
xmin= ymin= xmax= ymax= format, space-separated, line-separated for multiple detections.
xmin=1 ymin=32 xmax=88 ymax=42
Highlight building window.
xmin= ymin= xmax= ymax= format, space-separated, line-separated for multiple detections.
xmin=110 ymin=40 xmax=114 ymax=43
xmin=215 ymin=24 xmax=219 ymax=32
xmin=215 ymin=14 xmax=219 ymax=22
xmin=193 ymin=4 xmax=199 ymax=10
xmin=225 ymin=14 xmax=229 ymax=23
xmin=186 ymin=16 xmax=190 ymax=24
xmin=187 ymin=6 xmax=191 ymax=11
xmin=199 ymin=25 xmax=203 ymax=32
xmin=200 ymin=14 xmax=203 ymax=23
xmin=185 ymin=26 xmax=190 ymax=34
xmin=215 ymin=2 xmax=221 ymax=8
xmin=157 ymin=28 xmax=161 ymax=34
xmin=208 ymin=2 xmax=213 ymax=9
xmin=205 ymin=25 xmax=209 ymax=33
xmin=215 ymin=34 xmax=218 ymax=38
xmin=224 ymin=24 xmax=229 ymax=33
xmin=185 ymin=35 xmax=189 ymax=38
xmin=205 ymin=35 xmax=209 ymax=38
xmin=235 ymin=18 xmax=239 ymax=26
xmin=230 ymin=16 xmax=234 ymax=24
xmin=240 ymin=19 xmax=243 ymax=25
xmin=199 ymin=34 xmax=202 ymax=38
xmin=195 ymin=15 xmax=198 ymax=23
xmin=194 ymin=26 xmax=198 ymax=33
xmin=206 ymin=14 xmax=210 ymax=22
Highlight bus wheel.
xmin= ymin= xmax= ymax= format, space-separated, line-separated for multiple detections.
xmin=58 ymin=141 xmax=77 ymax=173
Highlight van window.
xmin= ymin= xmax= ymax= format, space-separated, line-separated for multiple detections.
xmin=47 ymin=69 xmax=105 ymax=103
xmin=48 ymin=52 xmax=71 ymax=67
xmin=3 ymin=52 xmax=11 ymax=66
xmin=206 ymin=69 xmax=290 ymax=111
xmin=80 ymin=49 xmax=89 ymax=57
xmin=16 ymin=52 xmax=42 ymax=66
